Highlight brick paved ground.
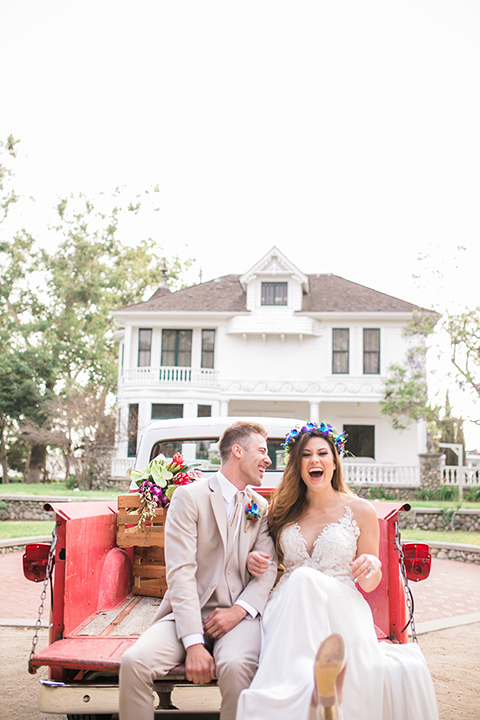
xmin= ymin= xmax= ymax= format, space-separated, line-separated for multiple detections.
xmin=1 ymin=550 xmax=480 ymax=628
xmin=0 ymin=551 xmax=51 ymax=624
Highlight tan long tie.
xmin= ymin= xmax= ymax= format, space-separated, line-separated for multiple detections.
xmin=229 ymin=492 xmax=244 ymax=535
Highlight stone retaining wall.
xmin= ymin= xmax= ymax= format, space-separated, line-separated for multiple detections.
xmin=426 ymin=542 xmax=480 ymax=565
xmin=0 ymin=535 xmax=51 ymax=555
xmin=398 ymin=507 xmax=480 ymax=533
xmin=0 ymin=496 xmax=110 ymax=522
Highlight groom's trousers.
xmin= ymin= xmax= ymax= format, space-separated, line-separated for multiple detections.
xmin=119 ymin=614 xmax=262 ymax=720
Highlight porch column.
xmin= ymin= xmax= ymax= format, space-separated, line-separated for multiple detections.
xmin=137 ymin=401 xmax=151 ymax=439
xmin=124 ymin=325 xmax=133 ymax=369
xmin=417 ymin=419 xmax=427 ymax=454
xmin=309 ymin=402 xmax=320 ymax=424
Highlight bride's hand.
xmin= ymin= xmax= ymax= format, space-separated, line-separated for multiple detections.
xmin=247 ymin=551 xmax=272 ymax=577
xmin=350 ymin=553 xmax=382 ymax=591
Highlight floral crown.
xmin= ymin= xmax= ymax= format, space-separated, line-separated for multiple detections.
xmin=282 ymin=422 xmax=347 ymax=462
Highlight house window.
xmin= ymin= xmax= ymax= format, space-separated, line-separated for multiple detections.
xmin=151 ymin=403 xmax=184 ymax=420
xmin=197 ymin=404 xmax=212 ymax=417
xmin=261 ymin=282 xmax=288 ymax=306
xmin=332 ymin=329 xmax=349 ymax=374
xmin=138 ymin=328 xmax=152 ymax=367
xmin=201 ymin=329 xmax=215 ymax=369
xmin=127 ymin=404 xmax=139 ymax=457
xmin=363 ymin=329 xmax=380 ymax=374
xmin=343 ymin=425 xmax=375 ymax=459
xmin=161 ymin=329 xmax=192 ymax=367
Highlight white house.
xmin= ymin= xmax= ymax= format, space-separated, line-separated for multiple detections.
xmin=111 ymin=247 xmax=431 ymax=481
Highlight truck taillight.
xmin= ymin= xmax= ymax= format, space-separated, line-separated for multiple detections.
xmin=23 ymin=543 xmax=52 ymax=582
xmin=402 ymin=543 xmax=431 ymax=582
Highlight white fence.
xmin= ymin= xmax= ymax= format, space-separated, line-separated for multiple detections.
xmin=111 ymin=457 xmax=135 ymax=479
xmin=442 ymin=465 xmax=480 ymax=498
xmin=343 ymin=463 xmax=420 ymax=486
xmin=122 ymin=367 xmax=218 ymax=386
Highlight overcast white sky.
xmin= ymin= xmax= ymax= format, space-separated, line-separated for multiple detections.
xmin=2 ymin=1 xmax=480 ymax=445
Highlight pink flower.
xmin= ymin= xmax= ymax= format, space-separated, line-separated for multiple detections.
xmin=173 ymin=472 xmax=192 ymax=486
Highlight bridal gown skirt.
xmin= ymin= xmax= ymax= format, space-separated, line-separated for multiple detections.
xmin=236 ymin=567 xmax=438 ymax=720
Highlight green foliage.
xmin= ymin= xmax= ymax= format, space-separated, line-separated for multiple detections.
xmin=6 ymin=437 xmax=29 ymax=474
xmin=364 ymin=487 xmax=396 ymax=501
xmin=64 ymin=474 xmax=80 ymax=490
xmin=380 ymin=310 xmax=440 ymax=431
xmin=42 ymin=191 xmax=193 ymax=392
xmin=381 ymin=364 xmax=433 ymax=430
xmin=0 ymin=137 xmax=194 ymax=483
xmin=413 ymin=486 xmax=460 ymax=502
xmin=464 ymin=486 xmax=480 ymax=503
xmin=445 ymin=307 xmax=480 ymax=414
xmin=0 ymin=134 xmax=20 ymax=222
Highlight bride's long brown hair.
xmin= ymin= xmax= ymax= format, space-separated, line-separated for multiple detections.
xmin=268 ymin=428 xmax=352 ymax=562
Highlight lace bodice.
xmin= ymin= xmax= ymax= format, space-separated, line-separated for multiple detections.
xmin=279 ymin=506 xmax=360 ymax=586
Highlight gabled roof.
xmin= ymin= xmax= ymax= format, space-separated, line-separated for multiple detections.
xmin=240 ymin=245 xmax=309 ymax=293
xmin=115 ymin=273 xmax=420 ymax=314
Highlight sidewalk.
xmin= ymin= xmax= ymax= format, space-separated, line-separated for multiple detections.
xmin=1 ymin=549 xmax=480 ymax=631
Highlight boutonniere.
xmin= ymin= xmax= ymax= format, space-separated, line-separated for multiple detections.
xmin=244 ymin=501 xmax=262 ymax=530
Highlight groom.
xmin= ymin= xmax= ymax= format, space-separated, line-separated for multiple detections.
xmin=119 ymin=420 xmax=278 ymax=720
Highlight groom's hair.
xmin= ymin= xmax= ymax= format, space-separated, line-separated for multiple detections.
xmin=218 ymin=421 xmax=268 ymax=462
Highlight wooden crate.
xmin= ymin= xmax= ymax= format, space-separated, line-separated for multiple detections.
xmin=117 ymin=494 xmax=168 ymax=598
xmin=117 ymin=494 xmax=167 ymax=548
xmin=133 ymin=545 xmax=167 ymax=598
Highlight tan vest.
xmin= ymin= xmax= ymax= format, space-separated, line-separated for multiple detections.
xmin=202 ymin=525 xmax=244 ymax=616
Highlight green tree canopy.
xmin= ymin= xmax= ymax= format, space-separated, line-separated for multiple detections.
xmin=0 ymin=138 xmax=193 ymax=483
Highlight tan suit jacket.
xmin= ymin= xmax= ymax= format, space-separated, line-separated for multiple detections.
xmin=153 ymin=473 xmax=277 ymax=639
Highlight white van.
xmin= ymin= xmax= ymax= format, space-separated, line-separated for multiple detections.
xmin=133 ymin=416 xmax=303 ymax=489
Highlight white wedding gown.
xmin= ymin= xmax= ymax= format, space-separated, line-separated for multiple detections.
xmin=236 ymin=506 xmax=438 ymax=720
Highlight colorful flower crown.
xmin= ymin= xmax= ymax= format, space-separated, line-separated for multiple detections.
xmin=282 ymin=422 xmax=347 ymax=462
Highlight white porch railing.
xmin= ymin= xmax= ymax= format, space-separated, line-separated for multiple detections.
xmin=443 ymin=465 xmax=480 ymax=486
xmin=122 ymin=367 xmax=218 ymax=386
xmin=442 ymin=465 xmax=480 ymax=499
xmin=112 ymin=457 xmax=135 ymax=479
xmin=343 ymin=463 xmax=420 ymax=486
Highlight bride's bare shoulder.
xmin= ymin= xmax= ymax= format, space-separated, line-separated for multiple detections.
xmin=343 ymin=495 xmax=377 ymax=523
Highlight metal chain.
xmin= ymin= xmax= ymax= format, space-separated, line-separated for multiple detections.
xmin=394 ymin=520 xmax=418 ymax=643
xmin=28 ymin=522 xmax=60 ymax=674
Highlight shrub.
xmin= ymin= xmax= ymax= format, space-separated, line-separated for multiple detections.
xmin=65 ymin=475 xmax=80 ymax=491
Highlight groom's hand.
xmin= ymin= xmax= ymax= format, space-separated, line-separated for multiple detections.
xmin=185 ymin=644 xmax=216 ymax=684
xmin=204 ymin=605 xmax=247 ymax=639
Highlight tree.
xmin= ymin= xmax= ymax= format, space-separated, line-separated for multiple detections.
xmin=437 ymin=392 xmax=466 ymax=465
xmin=0 ymin=138 xmax=194 ymax=483
xmin=380 ymin=310 xmax=439 ymax=435
xmin=445 ymin=308 xmax=480 ymax=423
xmin=0 ymin=349 xmax=55 ymax=483
xmin=0 ymin=136 xmax=49 ymax=482
xmin=42 ymin=191 xmax=192 ymax=394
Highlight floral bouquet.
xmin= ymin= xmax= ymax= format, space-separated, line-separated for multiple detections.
xmin=128 ymin=453 xmax=202 ymax=530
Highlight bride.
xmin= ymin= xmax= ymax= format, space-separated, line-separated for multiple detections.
xmin=236 ymin=422 xmax=438 ymax=720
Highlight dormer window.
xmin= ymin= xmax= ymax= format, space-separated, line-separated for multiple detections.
xmin=261 ymin=282 xmax=288 ymax=306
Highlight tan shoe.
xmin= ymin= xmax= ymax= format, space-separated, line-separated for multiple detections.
xmin=313 ymin=634 xmax=346 ymax=720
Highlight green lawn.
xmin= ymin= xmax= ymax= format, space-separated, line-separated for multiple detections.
xmin=400 ymin=528 xmax=480 ymax=546
xmin=0 ymin=520 xmax=56 ymax=540
xmin=0 ymin=482 xmax=118 ymax=498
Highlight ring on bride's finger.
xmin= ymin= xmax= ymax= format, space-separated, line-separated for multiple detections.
xmin=367 ymin=566 xmax=372 ymax=572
